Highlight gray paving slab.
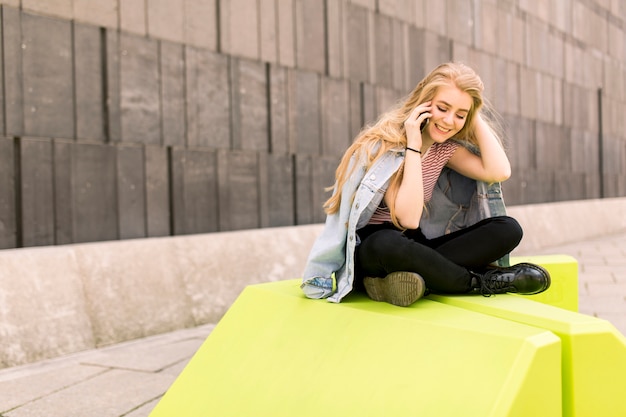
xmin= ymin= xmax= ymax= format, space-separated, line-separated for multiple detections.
xmin=1 ymin=232 xmax=625 ymax=417
xmin=0 ymin=364 xmax=106 ymax=412
xmin=5 ymin=369 xmax=173 ymax=417
xmin=0 ymin=324 xmax=213 ymax=417
xmin=516 ymin=231 xmax=626 ymax=335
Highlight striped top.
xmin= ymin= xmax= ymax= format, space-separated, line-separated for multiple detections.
xmin=367 ymin=141 xmax=460 ymax=225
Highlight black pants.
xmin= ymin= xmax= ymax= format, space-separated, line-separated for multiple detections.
xmin=355 ymin=216 xmax=523 ymax=294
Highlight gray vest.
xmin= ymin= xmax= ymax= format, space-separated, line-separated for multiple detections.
xmin=420 ymin=166 xmax=510 ymax=267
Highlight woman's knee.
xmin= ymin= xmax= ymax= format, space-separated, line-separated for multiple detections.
xmin=359 ymin=229 xmax=403 ymax=253
xmin=492 ymin=216 xmax=523 ymax=248
xmin=357 ymin=229 xmax=408 ymax=274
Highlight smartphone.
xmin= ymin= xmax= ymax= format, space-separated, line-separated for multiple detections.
xmin=420 ymin=115 xmax=429 ymax=131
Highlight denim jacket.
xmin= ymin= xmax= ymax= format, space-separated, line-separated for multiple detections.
xmin=301 ymin=147 xmax=508 ymax=303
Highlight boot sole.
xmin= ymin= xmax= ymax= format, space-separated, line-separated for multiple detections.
xmin=363 ymin=271 xmax=426 ymax=307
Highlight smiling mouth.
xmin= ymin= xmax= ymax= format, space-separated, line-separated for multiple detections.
xmin=434 ymin=123 xmax=451 ymax=133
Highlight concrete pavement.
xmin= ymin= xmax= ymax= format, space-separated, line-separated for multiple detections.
xmin=1 ymin=231 xmax=625 ymax=417
xmin=0 ymin=324 xmax=215 ymax=417
xmin=524 ymin=230 xmax=626 ymax=334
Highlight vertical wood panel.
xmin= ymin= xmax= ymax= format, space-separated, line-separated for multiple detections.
xmin=160 ymin=41 xmax=185 ymax=146
xmin=169 ymin=147 xmax=185 ymax=234
xmin=144 ymin=145 xmax=170 ymax=237
xmin=521 ymin=170 xmax=555 ymax=204
xmin=536 ymin=122 xmax=571 ymax=171
xmin=184 ymin=0 xmax=218 ymax=49
xmin=349 ymin=80 xmax=363 ymax=139
xmin=406 ymin=26 xmax=426 ymax=88
xmin=391 ymin=20 xmax=407 ymax=91
xmin=361 ymin=83 xmax=377 ymax=126
xmin=218 ymin=150 xmax=260 ymax=231
xmin=170 ymin=148 xmax=219 ymax=234
xmin=265 ymin=153 xmax=295 ymax=227
xmin=345 ymin=3 xmax=370 ymax=83
xmin=73 ymin=143 xmax=118 ymax=243
xmin=53 ymin=140 xmax=74 ymax=244
xmin=119 ymin=33 xmax=160 ymax=144
xmin=373 ymin=13 xmax=393 ymax=88
xmin=74 ymin=23 xmax=106 ymax=141
xmin=0 ymin=137 xmax=16 ymax=248
xmin=146 ymin=0 xmax=184 ymax=43
xmin=119 ymin=0 xmax=146 ymax=35
xmin=321 ymin=77 xmax=351 ymax=156
xmin=295 ymin=0 xmax=325 ymax=73
xmin=326 ymin=0 xmax=344 ymax=78
xmin=105 ymin=29 xmax=122 ymax=141
xmin=0 ymin=11 xmax=4 ymax=135
xmin=276 ymin=0 xmax=296 ymax=67
xmin=269 ymin=65 xmax=289 ymax=154
xmin=230 ymin=58 xmax=268 ymax=151
xmin=294 ymin=154 xmax=312 ymax=224
xmin=554 ymin=171 xmax=586 ymax=201
xmin=2 ymin=6 xmax=24 ymax=136
xmin=422 ymin=31 xmax=452 ymax=76
xmin=219 ymin=0 xmax=259 ymax=59
xmin=0 ymin=3 xmax=622 ymax=249
xmin=258 ymin=0 xmax=277 ymax=63
xmin=312 ymin=156 xmax=338 ymax=223
xmin=20 ymin=137 xmax=55 ymax=247
xmin=185 ymin=47 xmax=231 ymax=149
xmin=117 ymin=144 xmax=146 ymax=239
xmin=22 ymin=13 xmax=74 ymax=139
xmin=288 ymin=70 xmax=321 ymax=155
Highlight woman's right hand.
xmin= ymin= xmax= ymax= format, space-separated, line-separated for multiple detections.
xmin=404 ymin=101 xmax=432 ymax=149
xmin=389 ymin=102 xmax=431 ymax=230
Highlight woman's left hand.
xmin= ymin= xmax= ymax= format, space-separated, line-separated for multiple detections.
xmin=447 ymin=112 xmax=512 ymax=183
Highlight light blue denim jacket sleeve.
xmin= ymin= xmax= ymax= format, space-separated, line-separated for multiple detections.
xmin=301 ymin=149 xmax=405 ymax=302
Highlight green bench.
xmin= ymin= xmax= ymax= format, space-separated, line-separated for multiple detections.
xmin=150 ymin=255 xmax=626 ymax=417
xmin=510 ymin=254 xmax=579 ymax=312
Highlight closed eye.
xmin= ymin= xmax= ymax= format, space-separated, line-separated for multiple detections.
xmin=437 ymin=103 xmax=468 ymax=120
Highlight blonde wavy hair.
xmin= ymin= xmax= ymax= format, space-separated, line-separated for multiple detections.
xmin=324 ymin=62 xmax=500 ymax=228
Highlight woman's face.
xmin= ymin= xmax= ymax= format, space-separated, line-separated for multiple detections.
xmin=424 ymin=85 xmax=472 ymax=143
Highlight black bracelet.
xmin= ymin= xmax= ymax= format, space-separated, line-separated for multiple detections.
xmin=406 ymin=147 xmax=422 ymax=154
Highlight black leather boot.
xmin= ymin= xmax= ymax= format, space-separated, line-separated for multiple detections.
xmin=470 ymin=263 xmax=551 ymax=296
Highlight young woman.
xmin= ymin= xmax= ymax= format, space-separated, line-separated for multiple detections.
xmin=301 ymin=62 xmax=550 ymax=307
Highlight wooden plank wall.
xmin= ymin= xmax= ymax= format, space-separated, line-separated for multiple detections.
xmin=0 ymin=1 xmax=624 ymax=249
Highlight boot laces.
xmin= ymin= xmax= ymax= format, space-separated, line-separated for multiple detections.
xmin=479 ymin=269 xmax=515 ymax=297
